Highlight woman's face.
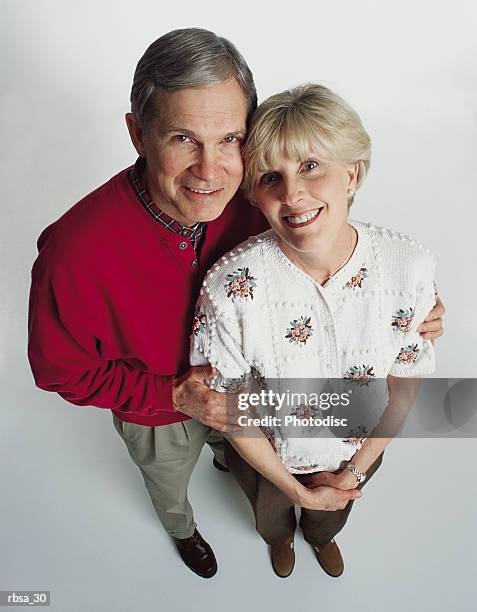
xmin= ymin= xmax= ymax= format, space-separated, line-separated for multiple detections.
xmin=253 ymin=153 xmax=358 ymax=254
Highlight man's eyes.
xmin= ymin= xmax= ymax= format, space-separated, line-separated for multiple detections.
xmin=172 ymin=134 xmax=193 ymax=143
xmin=170 ymin=134 xmax=241 ymax=145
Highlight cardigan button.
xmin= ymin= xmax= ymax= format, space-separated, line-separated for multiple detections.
xmin=191 ymin=258 xmax=198 ymax=266
xmin=179 ymin=241 xmax=188 ymax=250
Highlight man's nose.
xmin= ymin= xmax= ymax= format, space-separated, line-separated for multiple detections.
xmin=190 ymin=147 xmax=219 ymax=183
xmin=280 ymin=177 xmax=304 ymax=207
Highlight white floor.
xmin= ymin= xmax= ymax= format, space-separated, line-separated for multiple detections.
xmin=2 ymin=366 xmax=476 ymax=612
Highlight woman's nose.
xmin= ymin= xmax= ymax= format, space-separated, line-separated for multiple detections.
xmin=280 ymin=178 xmax=304 ymax=207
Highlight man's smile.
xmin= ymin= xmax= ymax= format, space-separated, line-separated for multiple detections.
xmin=182 ymin=185 xmax=224 ymax=200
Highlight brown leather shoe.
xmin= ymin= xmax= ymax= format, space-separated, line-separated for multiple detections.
xmin=173 ymin=529 xmax=217 ymax=578
xmin=270 ymin=536 xmax=295 ymax=578
xmin=313 ymin=539 xmax=344 ymax=577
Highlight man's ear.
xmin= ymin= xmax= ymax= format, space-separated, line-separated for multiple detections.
xmin=125 ymin=113 xmax=146 ymax=158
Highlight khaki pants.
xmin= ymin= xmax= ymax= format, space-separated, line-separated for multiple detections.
xmin=112 ymin=413 xmax=225 ymax=539
xmin=224 ymin=440 xmax=383 ymax=547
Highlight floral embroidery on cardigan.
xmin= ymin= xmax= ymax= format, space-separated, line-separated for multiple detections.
xmin=391 ymin=307 xmax=415 ymax=333
xmin=344 ymin=364 xmax=376 ymax=385
xmin=396 ymin=344 xmax=420 ymax=364
xmin=285 ymin=316 xmax=314 ymax=345
xmin=220 ymin=373 xmax=250 ymax=393
xmin=289 ymin=403 xmax=323 ymax=432
xmin=225 ymin=267 xmax=257 ymax=300
xmin=344 ymin=266 xmax=368 ymax=289
xmin=343 ymin=425 xmax=368 ymax=445
xmin=290 ymin=404 xmax=320 ymax=419
xmin=191 ymin=306 xmax=206 ymax=336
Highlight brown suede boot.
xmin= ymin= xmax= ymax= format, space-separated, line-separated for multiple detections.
xmin=313 ymin=539 xmax=344 ymax=577
xmin=270 ymin=536 xmax=295 ymax=578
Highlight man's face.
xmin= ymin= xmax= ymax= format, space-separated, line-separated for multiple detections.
xmin=126 ymin=79 xmax=249 ymax=226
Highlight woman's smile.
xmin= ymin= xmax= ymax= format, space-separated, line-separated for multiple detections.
xmin=282 ymin=207 xmax=324 ymax=228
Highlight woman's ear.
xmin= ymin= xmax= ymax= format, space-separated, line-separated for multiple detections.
xmin=240 ymin=186 xmax=259 ymax=207
xmin=347 ymin=161 xmax=360 ymax=191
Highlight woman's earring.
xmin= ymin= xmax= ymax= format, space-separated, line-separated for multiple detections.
xmin=348 ymin=189 xmax=355 ymax=198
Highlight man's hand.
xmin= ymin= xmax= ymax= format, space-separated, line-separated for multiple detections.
xmin=297 ymin=483 xmax=362 ymax=511
xmin=298 ymin=469 xmax=358 ymax=491
xmin=418 ymin=295 xmax=445 ymax=343
xmin=172 ymin=366 xmax=231 ymax=431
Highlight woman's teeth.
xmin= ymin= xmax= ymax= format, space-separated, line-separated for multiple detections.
xmin=285 ymin=209 xmax=320 ymax=224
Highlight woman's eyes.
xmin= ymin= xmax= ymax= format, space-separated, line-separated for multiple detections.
xmin=303 ymin=160 xmax=319 ymax=171
xmin=258 ymin=161 xmax=320 ymax=185
xmin=259 ymin=172 xmax=279 ymax=185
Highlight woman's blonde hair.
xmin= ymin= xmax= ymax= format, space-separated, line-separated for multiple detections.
xmin=242 ymin=83 xmax=371 ymax=206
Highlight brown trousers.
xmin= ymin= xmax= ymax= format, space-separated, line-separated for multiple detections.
xmin=224 ymin=440 xmax=383 ymax=548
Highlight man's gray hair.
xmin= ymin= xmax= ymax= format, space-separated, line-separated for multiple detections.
xmin=131 ymin=28 xmax=257 ymax=128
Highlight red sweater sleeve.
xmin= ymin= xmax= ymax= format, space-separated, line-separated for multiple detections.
xmin=27 ymin=259 xmax=175 ymax=418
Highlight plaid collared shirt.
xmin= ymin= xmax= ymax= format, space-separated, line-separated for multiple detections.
xmin=128 ymin=158 xmax=206 ymax=254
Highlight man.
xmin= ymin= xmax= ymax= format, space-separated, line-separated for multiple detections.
xmin=27 ymin=28 xmax=445 ymax=579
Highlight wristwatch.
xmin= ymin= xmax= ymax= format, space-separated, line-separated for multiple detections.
xmin=345 ymin=461 xmax=367 ymax=484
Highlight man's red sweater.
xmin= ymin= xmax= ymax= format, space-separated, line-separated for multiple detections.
xmin=28 ymin=167 xmax=268 ymax=426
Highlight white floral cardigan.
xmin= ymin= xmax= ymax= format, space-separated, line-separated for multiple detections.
xmin=190 ymin=220 xmax=436 ymax=473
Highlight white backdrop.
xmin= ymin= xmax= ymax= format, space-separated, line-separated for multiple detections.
xmin=1 ymin=1 xmax=476 ymax=611
xmin=2 ymin=0 xmax=476 ymax=378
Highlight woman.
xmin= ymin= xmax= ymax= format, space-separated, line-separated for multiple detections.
xmin=190 ymin=84 xmax=436 ymax=577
